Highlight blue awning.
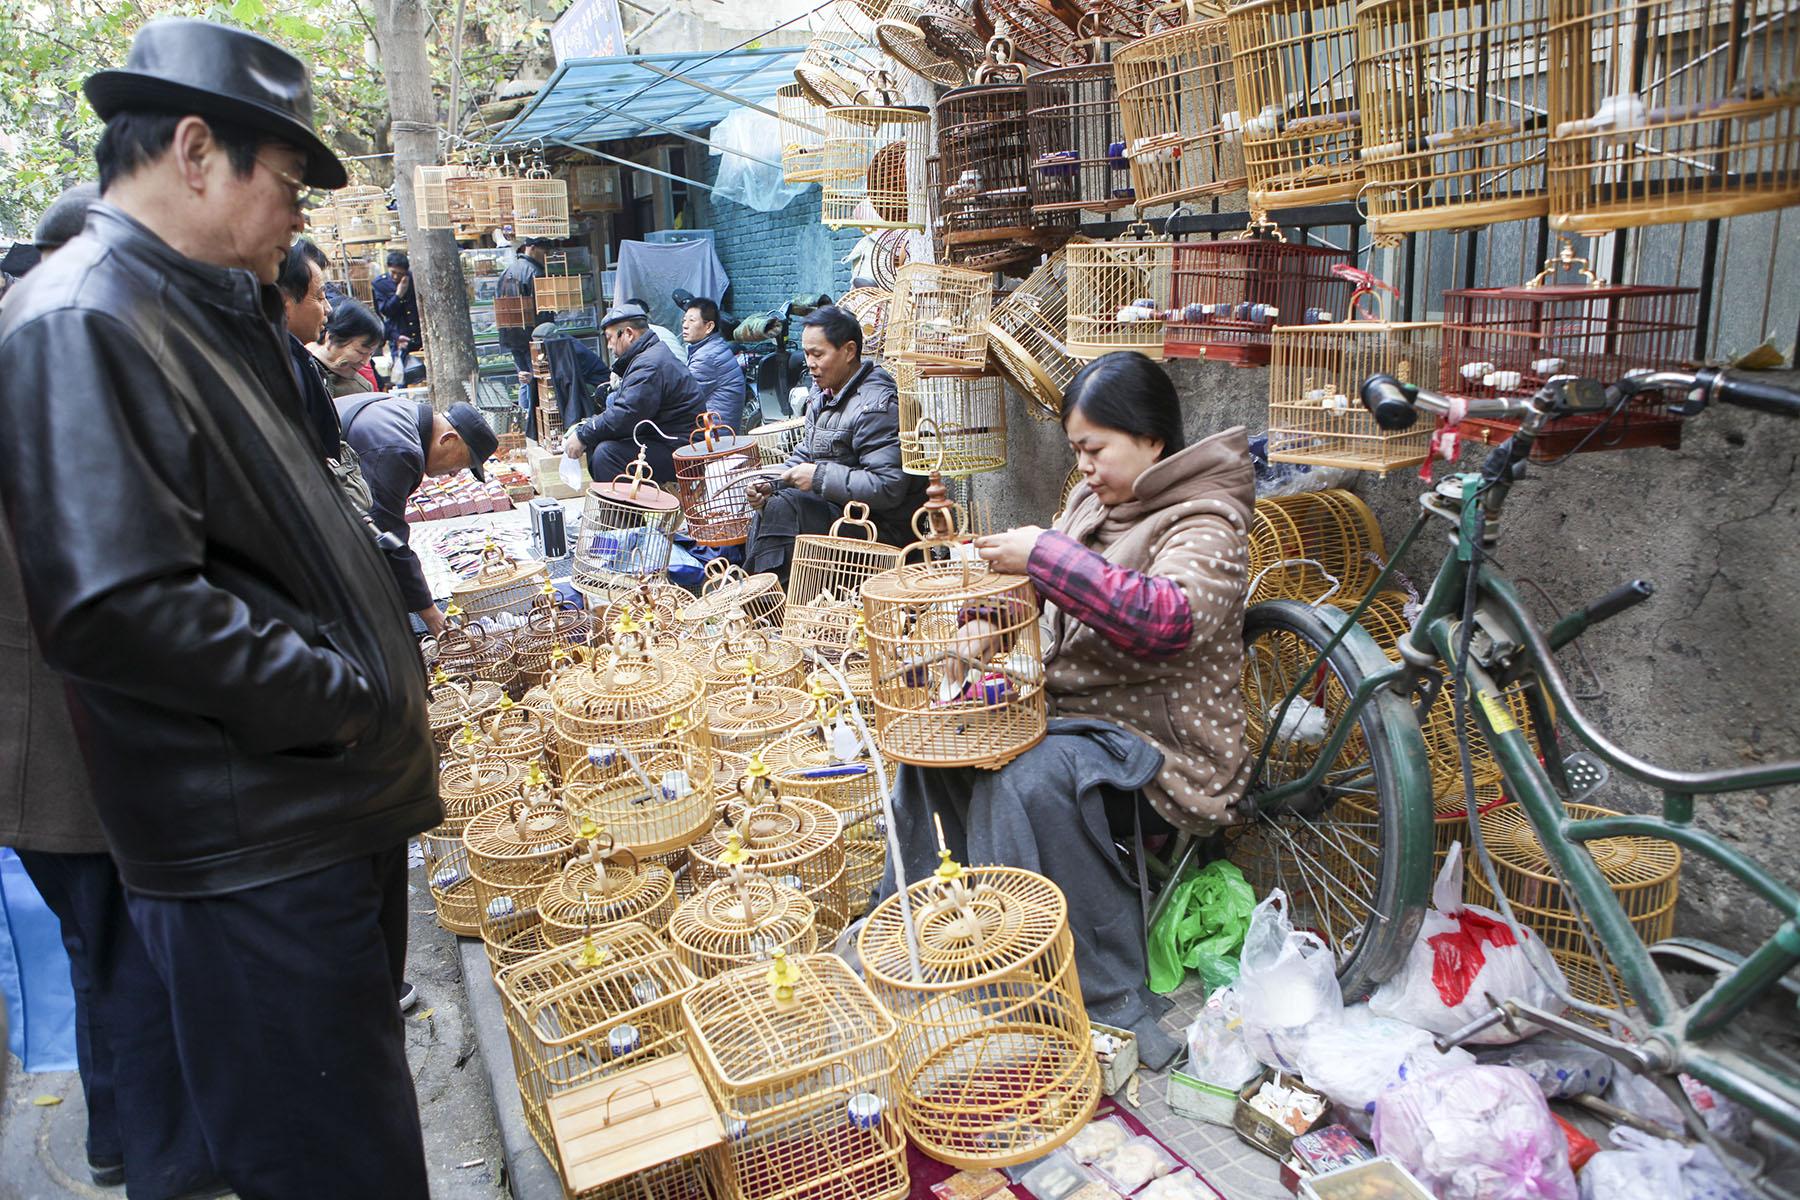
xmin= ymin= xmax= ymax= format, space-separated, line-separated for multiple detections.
xmin=495 ymin=46 xmax=804 ymax=149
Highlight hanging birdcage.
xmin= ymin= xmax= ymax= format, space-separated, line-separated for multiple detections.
xmin=677 ymin=560 xmax=788 ymax=633
xmin=1246 ymin=489 xmax=1387 ymax=605
xmin=837 ymin=287 xmax=894 ymax=358
xmin=668 ymin=875 xmax=821 ymax=979
xmin=871 ymin=228 xmax=921 ymax=292
xmin=986 ymin=242 xmax=1080 ymax=421
xmin=412 ymin=164 xmax=456 ymax=229
xmin=571 ymin=454 xmax=685 ymax=600
xmin=782 ymin=502 xmax=905 ymax=654
xmin=335 ymin=186 xmax=394 ymax=245
xmin=535 ymin=262 xmax=587 ymax=315
xmin=857 ymin=856 xmax=1101 ymax=1168
xmin=761 ymin=721 xmax=891 ymax=920
xmin=1065 ymin=224 xmax=1174 ymax=360
xmin=431 ymin=619 xmax=520 ymax=694
xmin=452 ymin=542 xmax=554 ymax=624
xmin=539 ymin=842 xmax=680 ymax=944
xmin=1356 ymin=0 xmax=1550 ymax=238
xmin=680 ymin=952 xmax=908 ymax=1200
xmin=860 ymin=471 xmax=1047 ymax=768
xmin=706 ymin=686 xmax=815 ymax=753
xmin=1225 ymin=0 xmax=1364 ymax=211
xmin=466 ymin=790 xmax=579 ymax=971
xmin=671 ymin=414 xmax=761 ymax=548
xmin=820 ymin=98 xmax=934 ymax=233
xmin=425 ymin=759 xmax=528 ymax=936
xmin=1025 ymin=23 xmax=1133 ymax=218
xmin=689 ymin=781 xmax=850 ymax=940
xmin=877 ymin=0 xmax=976 ymax=87
xmin=979 ymin=0 xmax=1079 ymax=66
xmin=513 ymin=167 xmax=573 ymax=239
xmin=777 ymin=83 xmax=831 ymax=185
xmin=1465 ymin=803 xmax=1680 ymax=1010
xmin=895 ymin=373 xmax=1009 ymax=476
xmin=561 ymin=740 xmax=718 ymax=856
xmin=1266 ymin=282 xmax=1440 ymax=475
xmin=1441 ymin=244 xmax=1699 ymax=459
xmin=448 ymin=165 xmax=494 ymax=240
xmin=1548 ymin=0 xmax=1800 ymax=233
xmin=472 ymin=166 xmax=514 ymax=233
xmin=888 ymin=261 xmax=995 ymax=367
xmin=796 ymin=0 xmax=893 ymax=108
xmin=702 ymin=624 xmax=807 ymax=691
xmin=1165 ymin=223 xmax=1351 ymax=364
xmin=428 ymin=673 xmax=508 ymax=751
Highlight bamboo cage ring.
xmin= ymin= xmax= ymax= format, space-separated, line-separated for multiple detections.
xmin=986 ymin=242 xmax=1082 ymax=420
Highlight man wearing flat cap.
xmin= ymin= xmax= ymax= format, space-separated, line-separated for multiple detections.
xmin=564 ymin=302 xmax=706 ymax=483
xmin=0 ymin=19 xmax=437 ymax=1199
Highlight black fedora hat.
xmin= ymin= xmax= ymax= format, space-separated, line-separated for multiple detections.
xmin=84 ymin=18 xmax=348 ymax=190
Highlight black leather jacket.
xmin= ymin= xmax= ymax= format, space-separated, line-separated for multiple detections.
xmin=0 ymin=204 xmax=440 ymax=897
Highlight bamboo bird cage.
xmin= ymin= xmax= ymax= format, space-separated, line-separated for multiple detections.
xmin=535 ymin=253 xmax=587 ymax=315
xmin=681 ymin=952 xmax=908 ymax=1200
xmin=411 ymin=163 xmax=461 ymax=230
xmin=1113 ymin=12 xmax=1248 ymax=209
xmin=1225 ymin=0 xmax=1365 ymax=210
xmin=513 ymin=592 xmax=593 ymax=693
xmin=1165 ymin=223 xmax=1351 ymax=364
xmin=513 ymin=167 xmax=573 ymax=239
xmin=1065 ymin=224 xmax=1174 ymax=360
xmin=431 ymin=619 xmax=519 ymax=695
xmin=669 ymin=874 xmax=821 ymax=979
xmin=878 ymin=0 xmax=978 ymax=87
xmin=677 ymin=560 xmax=788 ymax=633
xmin=547 ymin=629 xmax=709 ymax=772
xmin=426 ymin=759 xmax=528 ymax=936
xmin=888 ymin=261 xmax=996 ymax=367
xmin=820 ymin=98 xmax=935 ymax=232
xmin=1246 ymin=489 xmax=1387 ymax=605
xmin=706 ymin=686 xmax=815 ymax=753
xmin=796 ymin=0 xmax=894 ymax=108
xmin=539 ymin=841 xmax=680 ymax=944
xmin=560 ymin=740 xmax=718 ymax=858
xmin=749 ymin=415 xmax=808 ymax=467
xmin=778 ymin=83 xmax=830 ymax=185
xmin=466 ymin=792 xmax=579 ymax=972
xmin=428 ymin=673 xmax=507 ymax=752
xmin=571 ymin=454 xmax=685 ymax=601
xmin=858 ymin=856 xmax=1101 ymax=1168
xmin=1547 ymin=0 xmax=1800 ymax=233
xmin=980 ymin=0 xmax=1080 ymax=66
xmin=1025 ymin=25 xmax=1134 ymax=218
xmin=895 ymin=371 xmax=1010 ymax=475
xmin=782 ymin=503 xmax=905 ymax=654
xmin=452 ymin=543 xmax=554 ymax=624
xmin=333 ymin=186 xmax=395 ymax=245
xmin=689 ymin=782 xmax=851 ymax=941
xmin=986 ymin=242 xmax=1081 ymax=420
xmin=761 ymin=722 xmax=892 ymax=921
xmin=671 ymin=414 xmax=761 ymax=548
xmin=837 ymin=287 xmax=894 ymax=358
xmin=702 ymin=622 xmax=807 ymax=691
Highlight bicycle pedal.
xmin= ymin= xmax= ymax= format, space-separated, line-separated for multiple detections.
xmin=1561 ymin=751 xmax=1609 ymax=802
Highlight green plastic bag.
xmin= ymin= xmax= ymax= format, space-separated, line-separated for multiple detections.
xmin=1146 ymin=859 xmax=1256 ymax=994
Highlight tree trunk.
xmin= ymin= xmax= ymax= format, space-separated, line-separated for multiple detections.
xmin=373 ymin=0 xmax=478 ymax=412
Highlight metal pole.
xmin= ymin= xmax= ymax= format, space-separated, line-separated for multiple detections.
xmin=551 ymin=137 xmax=719 ymax=193
xmin=630 ymin=60 xmax=822 ymax=133
xmin=608 ymin=0 xmax=837 ymax=113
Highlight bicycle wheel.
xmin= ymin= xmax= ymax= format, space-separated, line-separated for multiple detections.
xmin=1233 ymin=600 xmax=1436 ymax=998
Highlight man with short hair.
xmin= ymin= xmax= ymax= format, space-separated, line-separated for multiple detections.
xmin=371 ymin=248 xmax=420 ymax=386
xmin=745 ymin=304 xmax=924 ymax=581
xmin=499 ymin=237 xmax=553 ymax=424
xmin=275 ymin=237 xmax=340 ymax=461
xmin=626 ymin=294 xmax=686 ymax=360
xmin=564 ymin=303 xmax=705 ymax=482
xmin=683 ymin=295 xmax=748 ymax=433
xmin=0 ymin=20 xmax=439 ymax=1197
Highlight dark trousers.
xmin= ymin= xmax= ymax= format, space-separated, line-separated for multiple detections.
xmin=125 ymin=847 xmax=426 ymax=1200
xmin=511 ymin=344 xmax=537 ymax=428
xmin=744 ymin=488 xmax=840 ymax=587
xmin=587 ymin=435 xmax=678 ymax=489
xmin=14 ymin=850 xmax=216 ymax=1198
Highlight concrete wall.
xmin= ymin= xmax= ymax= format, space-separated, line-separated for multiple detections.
xmin=970 ymin=357 xmax=1800 ymax=951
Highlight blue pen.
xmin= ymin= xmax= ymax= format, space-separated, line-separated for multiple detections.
xmin=797 ymin=764 xmax=870 ymax=780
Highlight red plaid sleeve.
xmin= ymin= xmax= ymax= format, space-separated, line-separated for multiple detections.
xmin=1026 ymin=530 xmax=1193 ymax=661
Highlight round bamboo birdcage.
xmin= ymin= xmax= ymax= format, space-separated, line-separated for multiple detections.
xmin=837 ymin=287 xmax=894 ymax=358
xmin=681 ymin=951 xmax=908 ymax=1200
xmin=443 ymin=700 xmax=556 ymax=777
xmin=820 ymin=99 xmax=934 ymax=232
xmin=702 ymin=625 xmax=807 ymax=691
xmin=978 ymin=0 xmax=1079 ymax=66
xmin=778 ymin=83 xmax=830 ymax=185
xmin=512 ymin=168 xmax=572 ymax=239
xmin=452 ymin=543 xmax=554 ymax=624
xmin=431 ymin=619 xmax=519 ymax=694
xmin=706 ymin=686 xmax=815 ymax=753
xmin=668 ymin=874 xmax=821 ymax=978
xmin=986 ymin=242 xmax=1080 ymax=421
xmin=690 ymin=785 xmax=850 ymax=939
xmin=761 ymin=724 xmax=891 ymax=919
xmin=671 ymin=414 xmax=761 ymax=548
xmin=860 ymin=473 xmax=1048 ymax=768
xmin=1266 ymin=286 xmax=1440 ymax=476
xmin=586 ymin=580 xmax=694 ymax=643
xmin=512 ymin=590 xmax=593 ymax=692
xmin=782 ymin=502 xmax=905 ymax=654
xmin=1246 ymin=489 xmax=1386 ymax=605
xmin=561 ymin=740 xmax=718 ymax=856
xmin=572 ymin=455 xmax=684 ymax=597
xmin=888 ymin=261 xmax=996 ymax=367
xmin=1114 ymin=13 xmax=1246 ymax=210
xmin=1058 ymin=462 xmax=1084 ymax=514
xmin=877 ymin=0 xmax=976 ymax=88
xmin=466 ymin=794 xmax=579 ymax=970
xmin=425 ymin=759 xmax=529 ymax=936
xmin=539 ymin=842 xmax=680 ymax=943
xmin=447 ymin=165 xmax=493 ymax=240
xmin=896 ymin=373 xmax=1009 ymax=477
xmin=677 ymin=560 xmax=788 ymax=634
xmin=749 ymin=416 xmax=807 ymax=467
xmin=547 ymin=631 xmax=709 ymax=771
xmin=1547 ymin=0 xmax=1800 ymax=234
xmin=1465 ymin=802 xmax=1681 ymax=1010
xmin=1165 ymin=222 xmax=1351 ymax=364
xmin=495 ymin=921 xmax=698 ymax=1172
xmin=796 ymin=0 xmax=892 ymax=108
xmin=858 ymin=857 xmax=1101 ymax=1168
xmin=1356 ymin=0 xmax=1550 ymax=238
xmin=428 ymin=673 xmax=507 ymax=751
xmin=1225 ymin=0 xmax=1364 ymax=211
xmin=471 ymin=169 xmax=514 ymax=233
xmin=1065 ymin=226 xmax=1174 ymax=360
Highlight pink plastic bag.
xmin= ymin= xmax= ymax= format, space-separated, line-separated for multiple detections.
xmin=1372 ymin=1065 xmax=1577 ymax=1200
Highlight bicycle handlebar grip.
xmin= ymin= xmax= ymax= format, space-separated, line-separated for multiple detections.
xmin=1360 ymin=373 xmax=1418 ymax=431
xmin=1586 ymin=579 xmax=1654 ymax=626
xmin=1696 ymin=367 xmax=1800 ymax=418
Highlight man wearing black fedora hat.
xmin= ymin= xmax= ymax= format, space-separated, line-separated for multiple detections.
xmin=0 ymin=19 xmax=436 ymax=1199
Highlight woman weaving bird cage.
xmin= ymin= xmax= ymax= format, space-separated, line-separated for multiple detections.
xmin=879 ymin=350 xmax=1254 ymax=1069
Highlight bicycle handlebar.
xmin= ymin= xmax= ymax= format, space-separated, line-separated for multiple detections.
xmin=1359 ymin=374 xmax=1533 ymax=430
xmin=1361 ymin=369 xmax=1800 ymax=431
xmin=1630 ymin=366 xmax=1800 ymax=419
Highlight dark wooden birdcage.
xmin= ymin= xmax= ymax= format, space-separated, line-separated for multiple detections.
xmin=1026 ymin=20 xmax=1133 ymax=217
xmin=979 ymin=0 xmax=1079 ymax=66
xmin=1225 ymin=0 xmax=1364 ymax=211
xmin=670 ymin=415 xmax=761 ymax=547
xmin=877 ymin=0 xmax=978 ymax=86
xmin=796 ymin=0 xmax=893 ymax=108
xmin=1441 ymin=244 xmax=1699 ymax=459
xmin=1165 ymin=223 xmax=1351 ymax=364
xmin=1113 ymin=10 xmax=1247 ymax=210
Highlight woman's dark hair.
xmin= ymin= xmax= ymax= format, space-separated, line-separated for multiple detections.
xmin=800 ymin=305 xmax=864 ymax=356
xmin=322 ymin=298 xmax=384 ymax=347
xmin=95 ymin=112 xmax=262 ymax=192
xmin=1061 ymin=351 xmax=1186 ymax=458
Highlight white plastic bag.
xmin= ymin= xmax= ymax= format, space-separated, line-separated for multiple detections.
xmin=1290 ymin=1004 xmax=1474 ymax=1133
xmin=1476 ymin=1036 xmax=1616 ymax=1099
xmin=1234 ymin=890 xmax=1343 ymax=1072
xmin=1578 ymin=1128 xmax=1751 ymax=1200
xmin=1182 ymin=986 xmax=1261 ymax=1089
xmin=1371 ymin=1064 xmax=1577 ymax=1200
xmin=1609 ymin=1069 xmax=1751 ymax=1142
xmin=708 ymin=108 xmax=809 ymax=213
xmin=1369 ymin=843 xmax=1566 ymax=1043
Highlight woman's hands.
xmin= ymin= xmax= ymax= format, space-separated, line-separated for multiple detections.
xmin=973 ymin=525 xmax=1044 ymax=575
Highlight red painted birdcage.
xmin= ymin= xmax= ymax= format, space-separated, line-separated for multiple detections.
xmin=1440 ymin=243 xmax=1698 ymax=460
xmin=1026 ymin=18 xmax=1133 ymax=218
xmin=1164 ymin=220 xmax=1351 ymax=364
xmin=671 ymin=414 xmax=762 ymax=547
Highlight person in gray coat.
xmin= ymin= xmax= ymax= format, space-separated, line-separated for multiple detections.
xmin=681 ymin=296 xmax=748 ymax=433
xmin=745 ymin=305 xmax=926 ymax=581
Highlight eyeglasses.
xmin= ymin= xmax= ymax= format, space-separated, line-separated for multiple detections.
xmin=256 ymin=156 xmax=322 ymax=216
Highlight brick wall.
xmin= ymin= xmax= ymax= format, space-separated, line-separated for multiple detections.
xmin=696 ymin=154 xmax=862 ymax=319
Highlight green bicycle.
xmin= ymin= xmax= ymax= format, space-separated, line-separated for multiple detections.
xmin=1228 ymin=365 xmax=1800 ymax=1182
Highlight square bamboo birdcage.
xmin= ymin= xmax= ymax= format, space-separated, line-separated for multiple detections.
xmin=821 ymin=102 xmax=935 ymax=232
xmin=335 ymin=186 xmax=395 ymax=245
xmin=877 ymin=0 xmax=977 ymax=87
xmin=539 ymin=843 xmax=680 ymax=944
xmin=671 ymin=415 xmax=762 ymax=547
xmin=1246 ymin=489 xmax=1387 ymax=605
xmin=1165 ymin=229 xmax=1351 ymax=363
xmin=536 ymin=262 xmax=587 ymax=315
xmin=472 ymin=171 xmax=514 ymax=233
xmin=749 ymin=416 xmax=807 ymax=467
xmin=857 ymin=860 xmax=1102 ymax=1168
xmin=560 ymin=741 xmax=718 ymax=856
xmin=1440 ymin=245 xmax=1699 ymax=459
xmin=669 ymin=875 xmax=822 ymax=979
xmin=1114 ymin=13 xmax=1248 ymax=209
xmin=1065 ymin=228 xmax=1174 ymax=360
xmin=466 ymin=793 xmax=580 ymax=971
xmin=778 ymin=83 xmax=831 ymax=184
xmin=1357 ymin=0 xmax=1551 ymax=238
xmin=837 ymin=287 xmax=894 ymax=358
xmin=496 ymin=921 xmax=699 ymax=1170
xmin=1026 ymin=41 xmax=1135 ymax=219
xmin=894 ymin=368 xmax=1010 ymax=476
xmin=860 ymin=474 xmax=1048 ymax=768
xmin=494 ymin=292 xmax=535 ymax=329
xmin=513 ymin=169 xmax=573 ymax=239
xmin=986 ymin=243 xmax=1080 ymax=420
xmin=782 ymin=502 xmax=905 ymax=651
xmin=426 ymin=759 xmax=529 ymax=936
xmin=888 ymin=262 xmax=995 ymax=367
xmin=689 ymin=786 xmax=850 ymax=939
xmin=452 ymin=544 xmax=554 ymax=623
xmin=1464 ymin=802 xmax=1681 ymax=1010
xmin=677 ymin=560 xmax=789 ymax=633
xmin=980 ymin=0 xmax=1080 ymax=66
xmin=449 ymin=166 xmax=494 ymax=240
xmin=760 ymin=724 xmax=892 ymax=920
xmin=1266 ymin=289 xmax=1441 ymax=476
xmin=572 ymin=456 xmax=685 ymax=599
xmin=1225 ymin=0 xmax=1365 ymax=211
xmin=796 ymin=0 xmax=893 ymax=108
xmin=413 ymin=164 xmax=456 ymax=229
xmin=547 ymin=1066 xmax=730 ymax=1200
xmin=681 ymin=952 xmax=908 ymax=1200
xmin=1547 ymin=0 xmax=1800 ymax=233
